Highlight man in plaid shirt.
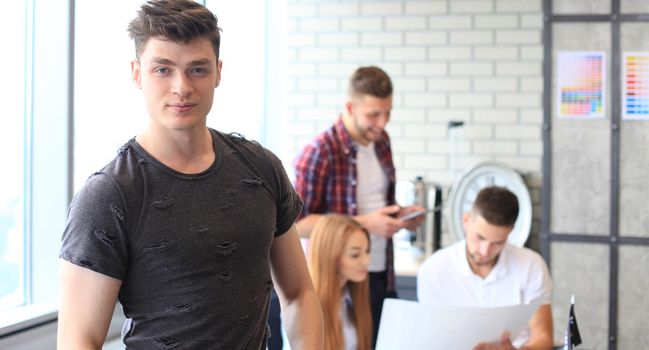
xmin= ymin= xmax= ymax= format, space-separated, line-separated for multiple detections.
xmin=293 ymin=66 xmax=424 ymax=347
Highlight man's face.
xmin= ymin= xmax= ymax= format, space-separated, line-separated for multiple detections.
xmin=131 ymin=37 xmax=221 ymax=132
xmin=346 ymin=94 xmax=392 ymax=145
xmin=463 ymin=212 xmax=512 ymax=270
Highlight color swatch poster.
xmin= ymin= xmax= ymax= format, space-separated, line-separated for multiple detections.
xmin=622 ymin=52 xmax=649 ymax=120
xmin=557 ymin=52 xmax=606 ymax=119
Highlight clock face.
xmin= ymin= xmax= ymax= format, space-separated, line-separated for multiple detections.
xmin=447 ymin=161 xmax=532 ymax=247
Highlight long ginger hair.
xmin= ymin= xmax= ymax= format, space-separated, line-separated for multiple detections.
xmin=307 ymin=215 xmax=372 ymax=350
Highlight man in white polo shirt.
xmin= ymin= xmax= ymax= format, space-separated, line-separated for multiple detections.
xmin=417 ymin=186 xmax=553 ymax=350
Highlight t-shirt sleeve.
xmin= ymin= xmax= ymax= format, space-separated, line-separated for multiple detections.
xmin=59 ymin=172 xmax=130 ymax=280
xmin=263 ymin=148 xmax=304 ymax=236
xmin=524 ymin=252 xmax=553 ymax=305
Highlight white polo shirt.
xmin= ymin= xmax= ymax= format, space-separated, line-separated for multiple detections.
xmin=417 ymin=240 xmax=552 ymax=346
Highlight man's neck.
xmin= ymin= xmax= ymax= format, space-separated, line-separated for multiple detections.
xmin=466 ymin=251 xmax=498 ymax=279
xmin=136 ymin=124 xmax=215 ymax=174
xmin=470 ymin=263 xmax=494 ymax=279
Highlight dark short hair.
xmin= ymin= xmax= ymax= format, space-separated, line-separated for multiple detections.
xmin=472 ymin=186 xmax=519 ymax=227
xmin=127 ymin=0 xmax=221 ymax=59
xmin=348 ymin=66 xmax=393 ymax=99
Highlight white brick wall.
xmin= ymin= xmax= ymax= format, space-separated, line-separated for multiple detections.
xmin=284 ymin=0 xmax=543 ymax=239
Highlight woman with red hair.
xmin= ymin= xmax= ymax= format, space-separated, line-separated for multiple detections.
xmin=307 ymin=215 xmax=372 ymax=350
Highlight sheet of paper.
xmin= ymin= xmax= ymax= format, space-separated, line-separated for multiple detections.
xmin=376 ymin=298 xmax=543 ymax=350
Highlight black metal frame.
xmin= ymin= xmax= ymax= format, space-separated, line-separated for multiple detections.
xmin=541 ymin=1 xmax=649 ymax=349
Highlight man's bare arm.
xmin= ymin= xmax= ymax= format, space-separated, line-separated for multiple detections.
xmin=295 ymin=214 xmax=324 ymax=238
xmin=521 ymin=304 xmax=553 ymax=350
xmin=270 ymin=224 xmax=323 ymax=349
xmin=296 ymin=204 xmax=414 ymax=239
xmin=58 ymin=260 xmax=122 ymax=350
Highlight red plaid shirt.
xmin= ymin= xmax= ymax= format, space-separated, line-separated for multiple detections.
xmin=293 ymin=116 xmax=397 ymax=292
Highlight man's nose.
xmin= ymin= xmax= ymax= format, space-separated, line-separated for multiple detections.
xmin=479 ymin=242 xmax=492 ymax=257
xmin=376 ymin=115 xmax=389 ymax=129
xmin=171 ymin=73 xmax=193 ymax=97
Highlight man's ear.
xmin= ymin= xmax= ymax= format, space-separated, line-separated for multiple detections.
xmin=462 ymin=212 xmax=471 ymax=239
xmin=344 ymin=100 xmax=354 ymax=115
xmin=131 ymin=59 xmax=142 ymax=89
xmin=215 ymin=59 xmax=223 ymax=88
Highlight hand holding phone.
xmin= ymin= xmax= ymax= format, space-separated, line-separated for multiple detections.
xmin=398 ymin=210 xmax=426 ymax=221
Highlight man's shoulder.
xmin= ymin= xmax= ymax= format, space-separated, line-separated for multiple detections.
xmin=420 ymin=241 xmax=462 ymax=271
xmin=73 ymin=144 xmax=142 ymax=202
xmin=505 ymin=244 xmax=547 ymax=265
xmin=502 ymin=244 xmax=551 ymax=282
xmin=212 ymin=130 xmax=282 ymax=167
xmin=85 ymin=140 xmax=141 ymax=184
xmin=417 ymin=241 xmax=465 ymax=303
xmin=431 ymin=241 xmax=461 ymax=260
xmin=214 ymin=130 xmax=264 ymax=153
xmin=296 ymin=123 xmax=343 ymax=160
xmin=309 ymin=123 xmax=341 ymax=148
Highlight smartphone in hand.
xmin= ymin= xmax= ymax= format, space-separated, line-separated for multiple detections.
xmin=398 ymin=210 xmax=426 ymax=221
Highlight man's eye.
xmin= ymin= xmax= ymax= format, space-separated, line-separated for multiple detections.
xmin=191 ymin=67 xmax=207 ymax=74
xmin=154 ymin=67 xmax=169 ymax=74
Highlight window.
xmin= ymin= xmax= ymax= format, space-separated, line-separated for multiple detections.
xmin=206 ymin=0 xmax=268 ymax=142
xmin=0 ymin=0 xmax=27 ymax=314
xmin=0 ymin=0 xmax=72 ymax=336
xmin=74 ymin=0 xmax=147 ymax=189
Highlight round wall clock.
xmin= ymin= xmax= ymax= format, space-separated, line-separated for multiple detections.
xmin=446 ymin=161 xmax=532 ymax=247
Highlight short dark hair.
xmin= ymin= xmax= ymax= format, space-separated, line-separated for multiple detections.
xmin=127 ymin=0 xmax=221 ymax=59
xmin=472 ymin=186 xmax=519 ymax=228
xmin=348 ymin=66 xmax=393 ymax=99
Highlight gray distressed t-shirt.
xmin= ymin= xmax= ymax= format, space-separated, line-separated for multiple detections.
xmin=60 ymin=129 xmax=303 ymax=349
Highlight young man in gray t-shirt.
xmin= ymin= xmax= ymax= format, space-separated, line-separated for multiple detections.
xmin=57 ymin=1 xmax=323 ymax=349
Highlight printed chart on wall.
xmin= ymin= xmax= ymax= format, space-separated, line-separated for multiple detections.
xmin=622 ymin=52 xmax=649 ymax=120
xmin=556 ymin=51 xmax=606 ymax=119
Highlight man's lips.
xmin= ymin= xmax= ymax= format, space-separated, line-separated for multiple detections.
xmin=168 ymin=103 xmax=196 ymax=112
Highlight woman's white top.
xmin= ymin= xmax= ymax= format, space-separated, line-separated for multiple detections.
xmin=340 ymin=287 xmax=358 ymax=350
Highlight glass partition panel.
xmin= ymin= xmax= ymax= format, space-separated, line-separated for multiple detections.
xmin=551 ymin=242 xmax=609 ymax=349
xmin=551 ymin=23 xmax=611 ymax=235
xmin=619 ymin=23 xmax=649 ymax=237
xmin=621 ymin=0 xmax=649 ymax=13
xmin=618 ymin=245 xmax=649 ymax=348
xmin=552 ymin=0 xmax=610 ymax=15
